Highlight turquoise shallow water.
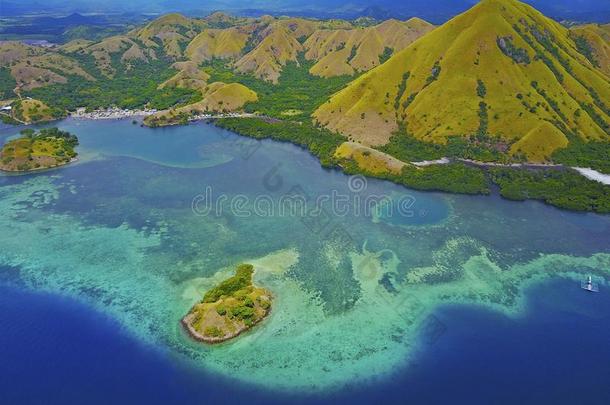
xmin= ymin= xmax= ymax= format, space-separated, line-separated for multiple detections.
xmin=1 ymin=118 xmax=609 ymax=392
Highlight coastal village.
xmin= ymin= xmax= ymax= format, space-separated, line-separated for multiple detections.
xmin=68 ymin=106 xmax=257 ymax=121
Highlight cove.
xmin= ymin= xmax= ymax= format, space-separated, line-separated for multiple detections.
xmin=0 ymin=118 xmax=609 ymax=394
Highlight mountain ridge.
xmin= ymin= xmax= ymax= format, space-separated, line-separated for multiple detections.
xmin=313 ymin=0 xmax=610 ymax=161
xmin=1 ymin=0 xmax=609 ymax=157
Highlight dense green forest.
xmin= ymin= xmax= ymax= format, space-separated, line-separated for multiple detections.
xmin=341 ymin=158 xmax=491 ymax=195
xmin=215 ymin=117 xmax=344 ymax=166
xmin=490 ymin=168 xmax=610 ymax=213
xmin=552 ymin=136 xmax=610 ymax=175
xmin=0 ymin=68 xmax=17 ymax=99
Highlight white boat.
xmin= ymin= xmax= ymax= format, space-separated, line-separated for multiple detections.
xmin=581 ymin=276 xmax=599 ymax=293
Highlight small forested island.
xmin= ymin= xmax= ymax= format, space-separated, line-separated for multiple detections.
xmin=0 ymin=128 xmax=79 ymax=172
xmin=182 ymin=264 xmax=272 ymax=344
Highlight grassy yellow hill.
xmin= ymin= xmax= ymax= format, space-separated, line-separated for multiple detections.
xmin=306 ymin=18 xmax=435 ymax=78
xmin=135 ymin=13 xmax=205 ymax=59
xmin=335 ymin=141 xmax=407 ymax=174
xmin=509 ymin=121 xmax=569 ymax=161
xmin=76 ymin=36 xmax=155 ymax=77
xmin=144 ymin=60 xmax=257 ymax=127
xmin=314 ymin=0 xmax=610 ymax=162
xmin=192 ymin=82 xmax=258 ymax=112
xmin=144 ymin=82 xmax=256 ymax=127
xmin=570 ymin=24 xmax=610 ymax=77
xmin=13 ymin=98 xmax=56 ymax=123
xmin=58 ymin=14 xmax=204 ymax=77
xmin=186 ymin=27 xmax=252 ymax=63
xmin=235 ymin=23 xmax=305 ymax=83
xmin=158 ymin=61 xmax=210 ymax=90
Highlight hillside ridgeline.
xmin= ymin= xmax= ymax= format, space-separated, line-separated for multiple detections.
xmin=314 ymin=0 xmax=610 ymax=164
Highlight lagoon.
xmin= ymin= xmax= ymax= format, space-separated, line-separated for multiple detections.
xmin=0 ymin=118 xmax=609 ymax=401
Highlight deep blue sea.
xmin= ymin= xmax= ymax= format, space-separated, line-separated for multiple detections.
xmin=1 ymin=278 xmax=609 ymax=404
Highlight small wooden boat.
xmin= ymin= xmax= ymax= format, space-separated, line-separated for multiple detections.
xmin=581 ymin=276 xmax=599 ymax=293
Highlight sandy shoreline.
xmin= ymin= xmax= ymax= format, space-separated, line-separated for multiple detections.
xmin=0 ymin=157 xmax=78 ymax=173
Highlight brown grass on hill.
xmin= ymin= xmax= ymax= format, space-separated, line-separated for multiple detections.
xmin=14 ymin=99 xmax=54 ymax=123
xmin=135 ymin=13 xmax=205 ymax=59
xmin=186 ymin=27 xmax=253 ymax=63
xmin=11 ymin=65 xmax=67 ymax=91
xmin=1 ymin=43 xmax=94 ymax=92
xmin=158 ymin=61 xmax=210 ymax=90
xmin=78 ymin=36 xmax=152 ymax=77
xmin=145 ymin=69 xmax=257 ymax=127
xmin=235 ymin=25 xmax=304 ymax=83
xmin=335 ymin=141 xmax=407 ymax=174
xmin=58 ymin=39 xmax=93 ymax=53
xmin=0 ymin=42 xmax=45 ymax=67
xmin=305 ymin=18 xmax=435 ymax=78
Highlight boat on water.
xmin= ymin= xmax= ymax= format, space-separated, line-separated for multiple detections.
xmin=581 ymin=276 xmax=599 ymax=293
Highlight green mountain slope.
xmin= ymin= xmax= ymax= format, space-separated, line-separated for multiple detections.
xmin=314 ymin=0 xmax=610 ymax=162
